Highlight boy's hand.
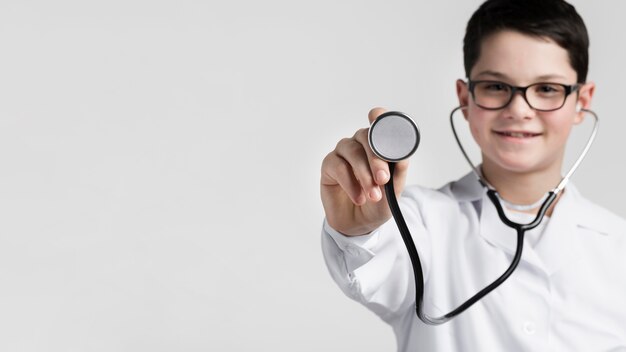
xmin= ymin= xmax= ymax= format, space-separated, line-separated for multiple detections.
xmin=321 ymin=107 xmax=410 ymax=236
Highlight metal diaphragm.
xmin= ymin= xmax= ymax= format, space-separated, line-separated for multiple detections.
xmin=368 ymin=111 xmax=420 ymax=162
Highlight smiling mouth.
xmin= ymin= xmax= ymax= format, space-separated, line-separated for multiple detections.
xmin=494 ymin=131 xmax=542 ymax=138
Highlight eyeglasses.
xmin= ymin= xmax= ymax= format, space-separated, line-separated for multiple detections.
xmin=468 ymin=80 xmax=580 ymax=112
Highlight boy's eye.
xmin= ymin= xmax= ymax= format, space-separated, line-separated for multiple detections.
xmin=484 ymin=82 xmax=508 ymax=91
xmin=533 ymin=84 xmax=564 ymax=95
xmin=538 ymin=85 xmax=556 ymax=92
xmin=477 ymin=81 xmax=511 ymax=93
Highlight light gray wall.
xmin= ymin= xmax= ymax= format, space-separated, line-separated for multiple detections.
xmin=0 ymin=1 xmax=624 ymax=351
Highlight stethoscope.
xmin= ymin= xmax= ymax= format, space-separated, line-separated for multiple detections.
xmin=367 ymin=106 xmax=599 ymax=325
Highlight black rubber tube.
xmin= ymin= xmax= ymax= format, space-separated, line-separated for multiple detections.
xmin=384 ymin=162 xmax=556 ymax=325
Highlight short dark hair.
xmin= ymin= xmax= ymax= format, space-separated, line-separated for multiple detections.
xmin=463 ymin=0 xmax=589 ymax=83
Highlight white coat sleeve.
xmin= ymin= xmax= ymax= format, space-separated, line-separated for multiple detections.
xmin=321 ymin=190 xmax=432 ymax=322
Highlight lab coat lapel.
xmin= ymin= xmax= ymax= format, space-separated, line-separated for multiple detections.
xmin=451 ymin=171 xmax=542 ymax=266
xmin=478 ymin=194 xmax=518 ymax=254
xmin=477 ymin=192 xmax=546 ymax=272
xmin=533 ymin=185 xmax=585 ymax=277
xmin=454 ymin=172 xmax=601 ymax=276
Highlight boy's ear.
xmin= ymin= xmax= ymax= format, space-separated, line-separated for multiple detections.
xmin=456 ymin=79 xmax=470 ymax=119
xmin=575 ymin=82 xmax=595 ymax=124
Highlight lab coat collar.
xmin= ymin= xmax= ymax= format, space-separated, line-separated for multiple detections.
xmin=478 ymin=189 xmax=548 ymax=273
xmin=449 ymin=171 xmax=610 ymax=276
xmin=449 ymin=170 xmax=611 ymax=234
xmin=447 ymin=170 xmax=485 ymax=203
xmin=534 ymin=182 xmax=617 ymax=276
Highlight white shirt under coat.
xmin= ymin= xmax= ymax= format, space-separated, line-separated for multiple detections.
xmin=322 ymin=172 xmax=626 ymax=352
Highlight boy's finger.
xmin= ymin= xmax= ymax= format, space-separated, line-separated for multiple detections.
xmin=368 ymin=107 xmax=387 ymax=125
xmin=335 ymin=137 xmax=382 ymax=202
xmin=322 ymin=153 xmax=366 ymax=205
xmin=354 ymin=128 xmax=390 ymax=186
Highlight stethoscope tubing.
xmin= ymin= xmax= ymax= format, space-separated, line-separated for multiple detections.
xmin=385 ymin=164 xmax=557 ymax=325
xmin=382 ymin=106 xmax=599 ymax=325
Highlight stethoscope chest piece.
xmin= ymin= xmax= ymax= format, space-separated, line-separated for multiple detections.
xmin=368 ymin=111 xmax=420 ymax=162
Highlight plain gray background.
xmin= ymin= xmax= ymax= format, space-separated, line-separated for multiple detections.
xmin=0 ymin=1 xmax=624 ymax=351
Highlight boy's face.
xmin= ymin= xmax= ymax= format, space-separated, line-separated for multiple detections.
xmin=456 ymin=30 xmax=595 ymax=176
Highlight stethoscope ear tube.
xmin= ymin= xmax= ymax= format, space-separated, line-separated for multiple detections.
xmin=555 ymin=108 xmax=599 ymax=193
xmin=450 ymin=106 xmax=600 ymax=194
xmin=486 ymin=190 xmax=558 ymax=231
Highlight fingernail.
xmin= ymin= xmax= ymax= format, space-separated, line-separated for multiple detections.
xmin=376 ymin=170 xmax=388 ymax=184
xmin=370 ymin=187 xmax=381 ymax=201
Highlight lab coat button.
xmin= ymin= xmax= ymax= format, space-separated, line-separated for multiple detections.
xmin=523 ymin=321 xmax=536 ymax=335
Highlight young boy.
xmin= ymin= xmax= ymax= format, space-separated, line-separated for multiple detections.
xmin=320 ymin=0 xmax=626 ymax=351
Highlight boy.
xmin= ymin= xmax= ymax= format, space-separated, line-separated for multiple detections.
xmin=320 ymin=0 xmax=626 ymax=351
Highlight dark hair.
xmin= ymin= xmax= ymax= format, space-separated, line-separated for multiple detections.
xmin=463 ymin=0 xmax=589 ymax=83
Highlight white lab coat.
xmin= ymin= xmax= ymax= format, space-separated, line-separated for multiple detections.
xmin=322 ymin=171 xmax=626 ymax=351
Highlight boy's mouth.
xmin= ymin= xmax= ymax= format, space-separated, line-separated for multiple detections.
xmin=493 ymin=130 xmax=542 ymax=138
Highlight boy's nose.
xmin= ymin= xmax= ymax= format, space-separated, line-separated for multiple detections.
xmin=505 ymin=91 xmax=534 ymax=120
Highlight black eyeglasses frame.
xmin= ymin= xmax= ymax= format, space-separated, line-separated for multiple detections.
xmin=467 ymin=80 xmax=581 ymax=112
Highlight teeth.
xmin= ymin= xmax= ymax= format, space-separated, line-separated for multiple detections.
xmin=509 ymin=132 xmax=526 ymax=137
xmin=500 ymin=131 xmax=536 ymax=138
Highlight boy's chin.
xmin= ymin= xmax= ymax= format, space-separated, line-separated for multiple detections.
xmin=484 ymin=156 xmax=549 ymax=175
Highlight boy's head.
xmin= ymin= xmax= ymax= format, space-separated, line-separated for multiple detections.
xmin=464 ymin=0 xmax=589 ymax=83
xmin=454 ymin=0 xmax=596 ymax=181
